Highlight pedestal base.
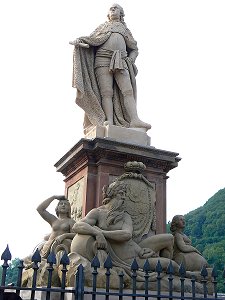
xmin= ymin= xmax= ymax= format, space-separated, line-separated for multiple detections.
xmin=55 ymin=137 xmax=180 ymax=233
xmin=85 ymin=125 xmax=151 ymax=146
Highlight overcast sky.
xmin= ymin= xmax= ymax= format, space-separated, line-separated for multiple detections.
xmin=0 ymin=0 xmax=224 ymax=259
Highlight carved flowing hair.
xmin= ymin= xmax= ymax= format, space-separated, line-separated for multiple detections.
xmin=107 ymin=3 xmax=126 ymax=24
xmin=102 ymin=181 xmax=127 ymax=226
xmin=55 ymin=199 xmax=71 ymax=218
xmin=170 ymin=215 xmax=184 ymax=235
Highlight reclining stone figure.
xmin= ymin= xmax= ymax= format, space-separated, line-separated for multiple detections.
xmin=71 ymin=180 xmax=181 ymax=278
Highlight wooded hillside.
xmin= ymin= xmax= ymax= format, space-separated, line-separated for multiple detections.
xmin=169 ymin=188 xmax=225 ymax=292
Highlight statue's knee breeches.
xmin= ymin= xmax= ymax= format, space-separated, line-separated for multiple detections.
xmin=114 ymin=69 xmax=133 ymax=97
xmin=95 ymin=67 xmax=113 ymax=98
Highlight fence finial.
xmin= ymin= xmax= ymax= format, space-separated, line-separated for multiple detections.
xmin=1 ymin=245 xmax=12 ymax=262
xmin=104 ymin=254 xmax=112 ymax=269
xmin=31 ymin=248 xmax=41 ymax=263
xmin=155 ymin=260 xmax=163 ymax=273
xmin=131 ymin=258 xmax=139 ymax=271
xmin=167 ymin=260 xmax=174 ymax=275
xmin=60 ymin=251 xmax=70 ymax=266
xmin=47 ymin=251 xmax=57 ymax=265
xmin=143 ymin=259 xmax=151 ymax=272
xmin=91 ymin=255 xmax=100 ymax=268
xmin=179 ymin=262 xmax=186 ymax=277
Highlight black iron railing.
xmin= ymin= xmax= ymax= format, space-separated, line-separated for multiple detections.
xmin=0 ymin=246 xmax=225 ymax=300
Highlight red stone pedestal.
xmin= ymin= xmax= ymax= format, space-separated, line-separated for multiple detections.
xmin=54 ymin=138 xmax=180 ymax=234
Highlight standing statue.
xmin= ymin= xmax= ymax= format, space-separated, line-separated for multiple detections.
xmin=71 ymin=181 xmax=180 ymax=276
xmin=170 ymin=215 xmax=209 ymax=271
xmin=70 ymin=4 xmax=151 ymax=133
xmin=36 ymin=195 xmax=76 ymax=258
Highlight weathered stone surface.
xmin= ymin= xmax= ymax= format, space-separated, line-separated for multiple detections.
xmin=22 ymin=260 xmax=61 ymax=287
xmin=71 ymin=170 xmax=178 ymax=281
xmin=55 ymin=138 xmax=181 ymax=233
xmin=84 ymin=124 xmax=151 ymax=146
xmin=170 ymin=215 xmax=209 ymax=271
xmin=70 ymin=4 xmax=151 ymax=132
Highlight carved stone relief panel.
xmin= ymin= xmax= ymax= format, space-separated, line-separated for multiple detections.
xmin=67 ymin=178 xmax=84 ymax=222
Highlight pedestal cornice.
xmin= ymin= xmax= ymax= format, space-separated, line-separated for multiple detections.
xmin=54 ymin=138 xmax=181 ymax=177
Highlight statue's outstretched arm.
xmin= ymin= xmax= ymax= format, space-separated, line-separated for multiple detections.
xmin=73 ymin=209 xmax=107 ymax=250
xmin=73 ymin=208 xmax=99 ymax=232
xmin=100 ymin=213 xmax=133 ymax=242
xmin=54 ymin=232 xmax=76 ymax=245
xmin=101 ymin=228 xmax=132 ymax=242
xmin=36 ymin=195 xmax=65 ymax=225
xmin=69 ymin=22 xmax=106 ymax=47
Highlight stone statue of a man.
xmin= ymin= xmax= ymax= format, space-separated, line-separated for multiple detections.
xmin=70 ymin=4 xmax=151 ymax=133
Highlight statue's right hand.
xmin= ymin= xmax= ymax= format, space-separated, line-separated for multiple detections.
xmin=139 ymin=248 xmax=158 ymax=259
xmin=96 ymin=233 xmax=107 ymax=250
xmin=69 ymin=39 xmax=89 ymax=48
xmin=69 ymin=38 xmax=82 ymax=46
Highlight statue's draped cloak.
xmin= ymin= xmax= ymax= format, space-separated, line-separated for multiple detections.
xmin=72 ymin=21 xmax=138 ymax=130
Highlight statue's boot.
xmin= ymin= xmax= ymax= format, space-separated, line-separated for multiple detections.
xmin=123 ymin=94 xmax=151 ymax=130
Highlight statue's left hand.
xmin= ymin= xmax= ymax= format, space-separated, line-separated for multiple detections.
xmin=139 ymin=248 xmax=158 ymax=259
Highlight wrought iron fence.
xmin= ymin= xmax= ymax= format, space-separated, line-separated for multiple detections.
xmin=0 ymin=246 xmax=225 ymax=300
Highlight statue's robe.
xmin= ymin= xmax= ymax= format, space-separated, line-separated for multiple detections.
xmin=72 ymin=21 xmax=138 ymax=131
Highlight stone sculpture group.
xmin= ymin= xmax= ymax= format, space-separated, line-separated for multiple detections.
xmin=22 ymin=4 xmax=211 ymax=293
xmin=22 ymin=162 xmax=210 ymax=291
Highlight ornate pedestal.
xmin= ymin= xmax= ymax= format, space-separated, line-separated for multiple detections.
xmin=54 ymin=137 xmax=180 ymax=234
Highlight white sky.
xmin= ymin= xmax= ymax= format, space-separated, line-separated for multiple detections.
xmin=0 ymin=0 xmax=224 ymax=259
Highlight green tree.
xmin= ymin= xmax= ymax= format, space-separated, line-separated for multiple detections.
xmin=3 ymin=258 xmax=21 ymax=286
